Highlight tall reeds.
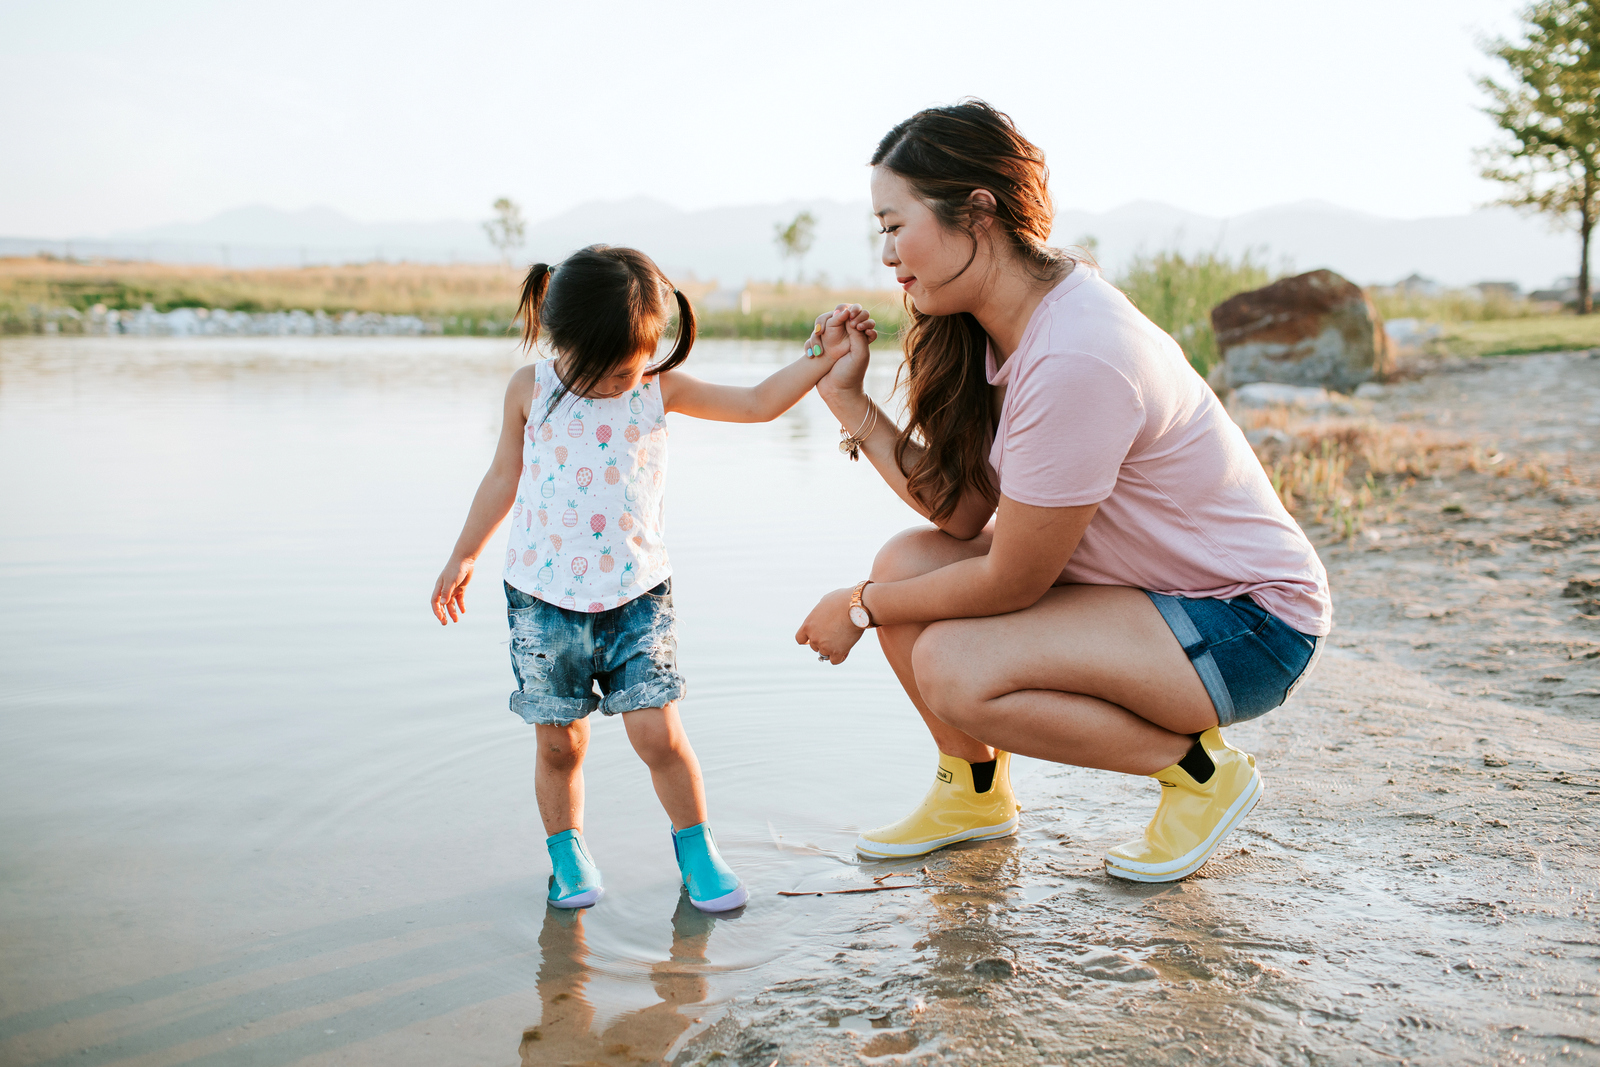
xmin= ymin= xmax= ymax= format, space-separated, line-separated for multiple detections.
xmin=1115 ymin=250 xmax=1277 ymax=376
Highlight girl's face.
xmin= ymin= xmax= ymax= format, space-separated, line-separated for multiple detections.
xmin=872 ymin=166 xmax=989 ymax=318
xmin=565 ymin=347 xmax=653 ymax=399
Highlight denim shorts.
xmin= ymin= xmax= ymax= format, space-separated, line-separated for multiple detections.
xmin=505 ymin=580 xmax=687 ymax=727
xmin=1145 ymin=592 xmax=1323 ymax=727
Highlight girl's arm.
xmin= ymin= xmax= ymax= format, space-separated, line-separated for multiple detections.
xmin=661 ymin=305 xmax=875 ymax=423
xmin=796 ymin=496 xmax=1097 ymax=662
xmin=430 ymin=366 xmax=537 ymax=625
xmin=815 ymin=343 xmax=997 ymax=541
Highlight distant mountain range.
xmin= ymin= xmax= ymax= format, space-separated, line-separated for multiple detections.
xmin=4 ymin=198 xmax=1582 ymax=292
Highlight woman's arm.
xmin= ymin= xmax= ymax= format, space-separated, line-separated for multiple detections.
xmin=795 ymin=495 xmax=1097 ymax=661
xmin=430 ymin=365 xmax=536 ymax=624
xmin=815 ymin=348 xmax=997 ymax=540
xmin=662 ymin=306 xmax=875 ymax=423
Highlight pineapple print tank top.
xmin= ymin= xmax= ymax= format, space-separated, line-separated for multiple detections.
xmin=503 ymin=360 xmax=671 ymax=612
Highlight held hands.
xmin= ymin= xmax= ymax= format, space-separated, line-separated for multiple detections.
xmin=815 ymin=305 xmax=875 ymax=402
xmin=811 ymin=304 xmax=877 ymax=366
xmin=431 ymin=556 xmax=475 ymax=625
xmin=795 ymin=585 xmax=866 ymax=664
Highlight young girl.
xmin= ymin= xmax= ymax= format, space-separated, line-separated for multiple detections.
xmin=430 ymin=244 xmax=875 ymax=912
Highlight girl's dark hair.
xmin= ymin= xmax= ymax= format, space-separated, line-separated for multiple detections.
xmin=515 ymin=244 xmax=695 ymax=416
xmin=872 ymin=99 xmax=1084 ymax=523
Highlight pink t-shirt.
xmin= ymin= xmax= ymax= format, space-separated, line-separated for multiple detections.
xmin=987 ymin=267 xmax=1332 ymax=636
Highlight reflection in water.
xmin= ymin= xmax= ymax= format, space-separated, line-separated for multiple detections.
xmin=523 ymin=893 xmax=718 ymax=1065
xmin=0 ymin=335 xmax=947 ymax=1065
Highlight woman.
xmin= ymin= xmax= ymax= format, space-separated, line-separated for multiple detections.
xmin=795 ymin=101 xmax=1330 ymax=883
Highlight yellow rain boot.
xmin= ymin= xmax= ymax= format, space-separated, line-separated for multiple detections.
xmin=856 ymin=751 xmax=1020 ymax=859
xmin=1104 ymin=728 xmax=1262 ymax=883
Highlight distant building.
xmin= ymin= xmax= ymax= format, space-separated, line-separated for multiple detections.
xmin=1529 ymin=277 xmax=1599 ymax=304
xmin=1394 ymin=272 xmax=1442 ymax=296
xmin=1473 ymin=281 xmax=1521 ymax=300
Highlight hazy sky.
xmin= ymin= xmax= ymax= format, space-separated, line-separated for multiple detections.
xmin=2 ymin=0 xmax=1524 ymax=237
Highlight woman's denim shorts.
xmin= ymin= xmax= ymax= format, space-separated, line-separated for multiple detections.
xmin=1145 ymin=592 xmax=1323 ymax=727
xmin=505 ymin=580 xmax=687 ymax=727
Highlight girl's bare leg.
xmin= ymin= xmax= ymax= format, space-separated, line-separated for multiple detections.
xmin=536 ymin=719 xmax=590 ymax=835
xmin=623 ymin=703 xmax=708 ymax=831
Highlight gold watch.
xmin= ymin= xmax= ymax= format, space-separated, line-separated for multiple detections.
xmin=849 ymin=580 xmax=876 ymax=629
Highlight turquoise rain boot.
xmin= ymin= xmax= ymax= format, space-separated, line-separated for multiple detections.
xmin=672 ymin=822 xmax=748 ymax=913
xmin=546 ymin=829 xmax=604 ymax=909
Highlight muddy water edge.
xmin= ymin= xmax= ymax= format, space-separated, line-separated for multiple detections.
xmin=682 ymin=353 xmax=1600 ymax=1067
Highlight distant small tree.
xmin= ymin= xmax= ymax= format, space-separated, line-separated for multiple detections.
xmin=483 ymin=197 xmax=526 ymax=265
xmin=1477 ymin=1 xmax=1600 ymax=314
xmin=773 ymin=210 xmax=817 ymax=283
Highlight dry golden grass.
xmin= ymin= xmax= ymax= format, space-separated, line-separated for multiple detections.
xmin=0 ymin=258 xmax=905 ymax=339
xmin=0 ymin=256 xmax=525 ymax=321
xmin=1240 ymin=410 xmax=1558 ymax=540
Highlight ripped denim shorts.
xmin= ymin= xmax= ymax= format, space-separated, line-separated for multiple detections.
xmin=505 ymin=579 xmax=687 ymax=727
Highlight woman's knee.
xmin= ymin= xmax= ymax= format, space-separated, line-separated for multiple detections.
xmin=871 ymin=526 xmax=959 ymax=583
xmin=910 ymin=621 xmax=984 ymax=724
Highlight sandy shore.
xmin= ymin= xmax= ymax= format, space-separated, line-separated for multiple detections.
xmin=670 ymin=351 xmax=1600 ymax=1067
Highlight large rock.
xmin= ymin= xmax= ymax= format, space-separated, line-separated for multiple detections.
xmin=1211 ymin=269 xmax=1391 ymax=392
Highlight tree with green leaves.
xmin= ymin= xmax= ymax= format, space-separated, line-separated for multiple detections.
xmin=483 ymin=197 xmax=526 ymax=266
xmin=773 ymin=210 xmax=817 ymax=284
xmin=1478 ymin=0 xmax=1599 ymax=314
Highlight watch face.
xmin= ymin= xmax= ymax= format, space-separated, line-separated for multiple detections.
xmin=849 ymin=605 xmax=871 ymax=628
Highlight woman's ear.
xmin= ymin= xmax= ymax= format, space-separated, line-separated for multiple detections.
xmin=966 ymin=188 xmax=999 ymax=229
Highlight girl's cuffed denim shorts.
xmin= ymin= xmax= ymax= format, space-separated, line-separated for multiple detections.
xmin=505 ymin=580 xmax=687 ymax=727
xmin=1145 ymin=591 xmax=1323 ymax=727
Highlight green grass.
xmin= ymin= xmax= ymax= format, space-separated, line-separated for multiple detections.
xmin=1437 ymin=315 xmax=1600 ymax=357
xmin=1368 ymin=289 xmax=1545 ymax=323
xmin=1115 ymin=250 xmax=1278 ymax=376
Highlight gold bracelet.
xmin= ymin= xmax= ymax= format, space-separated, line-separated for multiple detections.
xmin=838 ymin=400 xmax=877 ymax=462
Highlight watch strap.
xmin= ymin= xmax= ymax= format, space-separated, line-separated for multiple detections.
xmin=850 ymin=579 xmax=877 ymax=628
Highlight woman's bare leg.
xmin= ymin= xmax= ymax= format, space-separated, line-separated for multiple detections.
xmin=869 ymin=526 xmax=999 ymax=763
xmin=869 ymin=525 xmax=1216 ymax=776
xmin=911 ymin=584 xmax=1217 ymax=775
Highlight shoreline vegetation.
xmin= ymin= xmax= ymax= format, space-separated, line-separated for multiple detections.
xmin=0 ymin=257 xmax=910 ymax=342
xmin=6 ymin=254 xmax=1597 ymax=360
xmin=5 ymin=254 xmax=1599 ymax=558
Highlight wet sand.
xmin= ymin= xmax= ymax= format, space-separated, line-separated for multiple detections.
xmin=680 ymin=352 xmax=1600 ymax=1067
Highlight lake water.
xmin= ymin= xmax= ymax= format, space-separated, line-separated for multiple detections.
xmin=0 ymin=336 xmax=1056 ymax=1065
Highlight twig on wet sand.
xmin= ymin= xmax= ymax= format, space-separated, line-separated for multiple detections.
xmin=779 ymin=869 xmax=928 ymax=897
xmin=777 ymin=880 xmax=922 ymax=897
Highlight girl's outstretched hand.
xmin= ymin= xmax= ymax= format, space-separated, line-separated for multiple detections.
xmin=431 ymin=556 xmax=475 ymax=625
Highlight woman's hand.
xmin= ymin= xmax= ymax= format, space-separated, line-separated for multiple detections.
xmin=795 ymin=585 xmax=866 ymax=664
xmin=431 ymin=556 xmax=475 ymax=625
xmin=815 ymin=304 xmax=877 ymax=366
xmin=817 ymin=308 xmax=875 ymax=403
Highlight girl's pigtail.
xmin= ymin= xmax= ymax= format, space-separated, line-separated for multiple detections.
xmin=516 ymin=264 xmax=553 ymax=350
xmin=651 ymin=287 xmax=696 ymax=374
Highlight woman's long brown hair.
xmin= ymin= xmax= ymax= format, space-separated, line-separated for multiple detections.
xmin=872 ymin=100 xmax=1083 ymax=523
